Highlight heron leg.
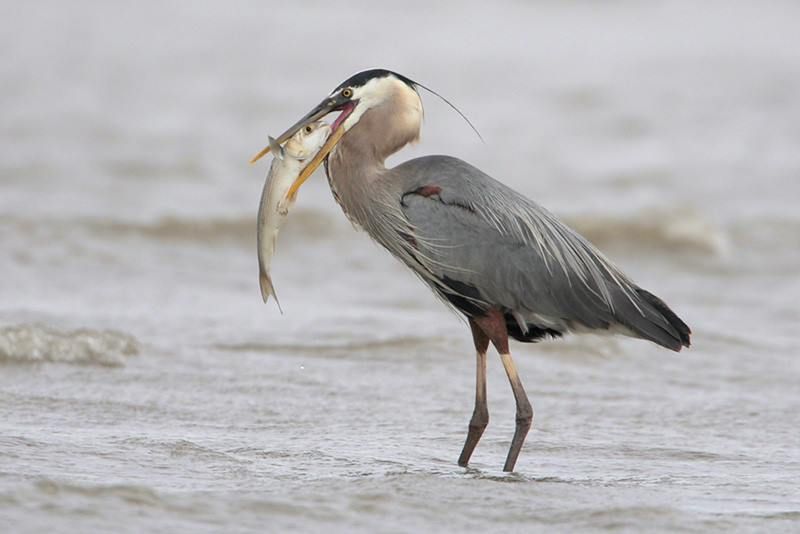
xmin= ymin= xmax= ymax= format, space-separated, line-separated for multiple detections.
xmin=457 ymin=318 xmax=490 ymax=467
xmin=473 ymin=309 xmax=533 ymax=472
xmin=498 ymin=351 xmax=532 ymax=472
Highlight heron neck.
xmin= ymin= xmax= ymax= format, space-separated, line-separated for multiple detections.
xmin=325 ymin=133 xmax=387 ymax=226
xmin=326 ymin=101 xmax=420 ymax=217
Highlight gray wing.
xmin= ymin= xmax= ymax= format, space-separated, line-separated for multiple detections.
xmin=393 ymin=155 xmax=690 ymax=351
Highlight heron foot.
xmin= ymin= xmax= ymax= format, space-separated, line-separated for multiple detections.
xmin=458 ymin=415 xmax=489 ymax=467
xmin=503 ymin=413 xmax=532 ymax=472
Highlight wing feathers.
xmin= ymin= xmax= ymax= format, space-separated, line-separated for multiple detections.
xmin=394 ymin=155 xmax=691 ymax=351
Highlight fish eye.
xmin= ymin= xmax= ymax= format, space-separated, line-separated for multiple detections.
xmin=342 ymin=88 xmax=353 ymax=98
xmin=303 ymin=125 xmax=313 ymax=134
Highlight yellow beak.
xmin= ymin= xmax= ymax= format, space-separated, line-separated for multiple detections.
xmin=283 ymin=126 xmax=346 ymax=203
xmin=249 ymin=144 xmax=272 ymax=165
xmin=249 ymin=93 xmax=352 ymax=199
xmin=249 ymin=95 xmax=345 ymax=165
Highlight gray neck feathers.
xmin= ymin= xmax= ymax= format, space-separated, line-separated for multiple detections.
xmin=326 ymin=101 xmax=420 ymax=230
xmin=324 ymin=101 xmax=431 ymax=275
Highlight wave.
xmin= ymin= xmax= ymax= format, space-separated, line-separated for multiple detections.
xmin=0 ymin=209 xmax=344 ymax=245
xmin=94 ymin=216 xmax=255 ymax=243
xmin=33 ymin=479 xmax=162 ymax=506
xmin=564 ymin=208 xmax=730 ymax=256
xmin=729 ymin=217 xmax=800 ymax=250
xmin=0 ymin=323 xmax=139 ymax=367
xmin=110 ymin=437 xmax=245 ymax=464
xmin=77 ymin=211 xmax=339 ymax=244
xmin=0 ymin=207 xmax=740 ymax=256
xmin=214 ymin=335 xmax=441 ymax=353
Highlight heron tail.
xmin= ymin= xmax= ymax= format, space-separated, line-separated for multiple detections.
xmin=617 ymin=288 xmax=691 ymax=352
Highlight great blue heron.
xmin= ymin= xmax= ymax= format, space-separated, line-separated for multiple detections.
xmin=250 ymin=69 xmax=691 ymax=472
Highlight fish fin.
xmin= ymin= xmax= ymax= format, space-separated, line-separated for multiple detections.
xmin=277 ymin=196 xmax=291 ymax=215
xmin=259 ymin=271 xmax=284 ymax=314
xmin=268 ymin=136 xmax=284 ymax=161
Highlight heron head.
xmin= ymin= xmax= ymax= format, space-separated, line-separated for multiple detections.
xmin=250 ymin=69 xmax=422 ymax=197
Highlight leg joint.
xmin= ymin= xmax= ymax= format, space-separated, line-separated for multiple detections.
xmin=469 ymin=408 xmax=489 ymax=428
xmin=516 ymin=402 xmax=533 ymax=424
xmin=515 ymin=413 xmax=533 ymax=426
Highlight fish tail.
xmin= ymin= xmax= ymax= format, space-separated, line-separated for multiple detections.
xmin=259 ymin=271 xmax=284 ymax=314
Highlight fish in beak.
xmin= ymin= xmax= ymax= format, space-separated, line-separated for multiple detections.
xmin=249 ymin=91 xmax=358 ymax=201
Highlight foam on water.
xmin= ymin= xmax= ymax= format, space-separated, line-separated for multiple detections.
xmin=0 ymin=324 xmax=139 ymax=367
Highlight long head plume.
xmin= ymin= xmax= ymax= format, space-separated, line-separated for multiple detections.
xmin=410 ymin=78 xmax=484 ymax=144
xmin=363 ymin=69 xmax=483 ymax=143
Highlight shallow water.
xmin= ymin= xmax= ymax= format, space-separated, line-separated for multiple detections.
xmin=2 ymin=1 xmax=800 ymax=532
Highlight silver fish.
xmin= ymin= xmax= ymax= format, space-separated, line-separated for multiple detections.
xmin=257 ymin=120 xmax=331 ymax=311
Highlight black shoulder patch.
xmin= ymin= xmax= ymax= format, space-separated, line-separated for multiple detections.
xmin=439 ymin=276 xmax=487 ymax=317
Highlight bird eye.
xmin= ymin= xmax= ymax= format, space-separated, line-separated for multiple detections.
xmin=342 ymin=88 xmax=353 ymax=98
xmin=303 ymin=125 xmax=313 ymax=134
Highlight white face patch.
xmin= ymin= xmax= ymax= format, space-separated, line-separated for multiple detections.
xmin=335 ymin=76 xmax=423 ymax=132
